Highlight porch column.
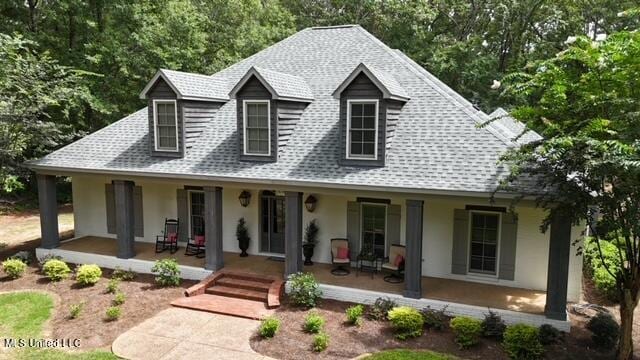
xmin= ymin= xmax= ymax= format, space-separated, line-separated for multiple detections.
xmin=204 ymin=186 xmax=223 ymax=271
xmin=404 ymin=199 xmax=424 ymax=299
xmin=284 ymin=191 xmax=303 ymax=277
xmin=544 ymin=211 xmax=572 ymax=320
xmin=37 ymin=174 xmax=59 ymax=249
xmin=114 ymin=180 xmax=136 ymax=258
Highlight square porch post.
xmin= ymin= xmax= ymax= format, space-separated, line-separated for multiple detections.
xmin=544 ymin=211 xmax=572 ymax=320
xmin=404 ymin=199 xmax=424 ymax=299
xmin=36 ymin=174 xmax=60 ymax=249
xmin=114 ymin=180 xmax=136 ymax=258
xmin=284 ymin=191 xmax=303 ymax=277
xmin=204 ymin=186 xmax=223 ymax=271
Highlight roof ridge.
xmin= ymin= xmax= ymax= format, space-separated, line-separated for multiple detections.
xmin=352 ymin=26 xmax=514 ymax=147
xmin=310 ymin=25 xmax=359 ymax=30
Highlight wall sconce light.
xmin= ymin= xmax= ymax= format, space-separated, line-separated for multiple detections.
xmin=239 ymin=190 xmax=251 ymax=207
xmin=304 ymin=194 xmax=317 ymax=212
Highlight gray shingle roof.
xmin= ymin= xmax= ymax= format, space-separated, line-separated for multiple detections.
xmin=489 ymin=108 xmax=543 ymax=145
xmin=229 ymin=66 xmax=314 ymax=102
xmin=140 ymin=69 xmax=229 ymax=101
xmin=30 ymin=25 xmax=540 ymax=196
xmin=333 ymin=62 xmax=409 ymax=101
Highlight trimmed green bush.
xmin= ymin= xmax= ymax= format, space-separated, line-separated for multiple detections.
xmin=388 ymin=306 xmax=424 ymax=340
xmin=112 ymin=267 xmax=136 ymax=281
xmin=105 ymin=306 xmax=121 ymax=321
xmin=421 ymin=306 xmax=449 ymax=331
xmin=42 ymin=259 xmax=71 ymax=282
xmin=2 ymin=258 xmax=26 ymax=279
xmin=76 ymin=264 xmax=102 ymax=286
xmin=113 ymin=292 xmax=126 ymax=306
xmin=584 ymin=238 xmax=621 ymax=301
xmin=303 ymin=311 xmax=325 ymax=333
xmin=151 ymin=259 xmax=181 ymax=286
xmin=259 ymin=316 xmax=280 ymax=338
xmin=538 ymin=324 xmax=561 ymax=345
xmin=345 ymin=304 xmax=364 ymax=326
xmin=288 ymin=272 xmax=322 ymax=308
xmin=312 ymin=332 xmax=329 ymax=352
xmin=586 ymin=312 xmax=619 ymax=349
xmin=482 ymin=310 xmax=506 ymax=339
xmin=106 ymin=278 xmax=120 ymax=294
xmin=368 ymin=297 xmax=397 ymax=320
xmin=450 ymin=316 xmax=483 ymax=349
xmin=69 ymin=303 xmax=83 ymax=319
xmin=503 ymin=324 xmax=544 ymax=359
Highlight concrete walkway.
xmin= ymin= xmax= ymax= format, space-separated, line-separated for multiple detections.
xmin=112 ymin=307 xmax=274 ymax=360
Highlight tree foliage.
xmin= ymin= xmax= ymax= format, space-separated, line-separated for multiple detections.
xmin=501 ymin=30 xmax=640 ymax=360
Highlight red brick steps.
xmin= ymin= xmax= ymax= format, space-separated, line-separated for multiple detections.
xmin=173 ymin=269 xmax=284 ymax=319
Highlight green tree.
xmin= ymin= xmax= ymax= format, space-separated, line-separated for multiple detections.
xmin=500 ymin=30 xmax=640 ymax=359
xmin=0 ymin=33 xmax=100 ymax=193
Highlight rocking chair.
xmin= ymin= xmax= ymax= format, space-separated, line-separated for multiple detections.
xmin=155 ymin=218 xmax=179 ymax=254
xmin=185 ymin=234 xmax=205 ymax=258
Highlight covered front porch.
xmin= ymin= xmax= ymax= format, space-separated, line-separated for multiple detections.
xmin=53 ymin=236 xmax=546 ymax=315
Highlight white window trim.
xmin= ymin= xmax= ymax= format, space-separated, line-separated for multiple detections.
xmin=346 ymin=99 xmax=379 ymax=160
xmin=359 ymin=202 xmax=388 ymax=257
xmin=187 ymin=189 xmax=204 ymax=240
xmin=243 ymin=99 xmax=271 ymax=156
xmin=467 ymin=210 xmax=502 ymax=277
xmin=152 ymin=99 xmax=179 ymax=152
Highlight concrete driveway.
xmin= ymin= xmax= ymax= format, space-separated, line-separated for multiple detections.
xmin=112 ymin=307 xmax=274 ymax=360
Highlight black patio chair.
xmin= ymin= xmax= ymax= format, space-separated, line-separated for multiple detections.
xmin=155 ymin=218 xmax=179 ymax=254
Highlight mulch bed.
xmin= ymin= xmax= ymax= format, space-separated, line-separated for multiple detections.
xmin=250 ymin=299 xmax=616 ymax=360
xmin=0 ymin=253 xmax=196 ymax=351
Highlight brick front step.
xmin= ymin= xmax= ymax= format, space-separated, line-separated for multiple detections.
xmin=216 ymin=277 xmax=272 ymax=292
xmin=206 ymin=285 xmax=268 ymax=302
xmin=171 ymin=294 xmax=273 ymax=320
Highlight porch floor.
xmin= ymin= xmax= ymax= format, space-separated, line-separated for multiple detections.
xmin=57 ymin=236 xmax=546 ymax=314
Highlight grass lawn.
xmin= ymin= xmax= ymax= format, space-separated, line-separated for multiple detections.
xmin=366 ymin=349 xmax=458 ymax=360
xmin=0 ymin=292 xmax=117 ymax=360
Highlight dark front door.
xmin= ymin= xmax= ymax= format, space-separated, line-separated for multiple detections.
xmin=260 ymin=191 xmax=285 ymax=254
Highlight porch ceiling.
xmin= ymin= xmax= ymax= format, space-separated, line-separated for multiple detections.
xmin=58 ymin=236 xmax=545 ymax=314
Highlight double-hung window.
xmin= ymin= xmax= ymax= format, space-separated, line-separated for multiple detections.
xmin=469 ymin=212 xmax=500 ymax=275
xmin=243 ymin=100 xmax=270 ymax=155
xmin=347 ymin=100 xmax=378 ymax=159
xmin=153 ymin=100 xmax=178 ymax=151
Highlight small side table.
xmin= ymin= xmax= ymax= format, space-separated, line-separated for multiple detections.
xmin=356 ymin=254 xmax=382 ymax=279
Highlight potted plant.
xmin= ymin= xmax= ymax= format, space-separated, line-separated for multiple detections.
xmin=236 ymin=217 xmax=250 ymax=257
xmin=302 ymin=219 xmax=319 ymax=265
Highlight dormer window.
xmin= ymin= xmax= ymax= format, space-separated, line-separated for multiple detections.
xmin=153 ymin=99 xmax=178 ymax=152
xmin=347 ymin=100 xmax=378 ymax=159
xmin=243 ymin=100 xmax=271 ymax=156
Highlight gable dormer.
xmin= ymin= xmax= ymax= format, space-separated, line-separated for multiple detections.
xmin=139 ymin=69 xmax=228 ymax=157
xmin=333 ymin=63 xmax=409 ymax=167
xmin=229 ymin=67 xmax=313 ymax=162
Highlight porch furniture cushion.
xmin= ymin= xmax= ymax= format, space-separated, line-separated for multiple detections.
xmin=337 ymin=246 xmax=349 ymax=260
xmin=168 ymin=233 xmax=178 ymax=243
xmin=394 ymin=254 xmax=404 ymax=267
xmin=194 ymin=235 xmax=205 ymax=246
xmin=333 ymin=257 xmax=350 ymax=264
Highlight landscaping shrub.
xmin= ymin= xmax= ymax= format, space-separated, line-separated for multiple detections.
xmin=367 ymin=297 xmax=398 ymax=320
xmin=503 ymin=324 xmax=544 ymax=360
xmin=450 ymin=316 xmax=483 ymax=349
xmin=538 ymin=324 xmax=561 ymax=345
xmin=259 ymin=316 xmax=280 ymax=338
xmin=42 ymin=259 xmax=71 ymax=282
xmin=387 ymin=306 xmax=424 ymax=340
xmin=586 ymin=312 xmax=619 ymax=349
xmin=106 ymin=279 xmax=120 ymax=294
xmin=9 ymin=251 xmax=32 ymax=264
xmin=482 ymin=310 xmax=506 ymax=339
xmin=421 ymin=306 xmax=449 ymax=331
xmin=288 ymin=272 xmax=321 ymax=308
xmin=69 ymin=303 xmax=83 ymax=319
xmin=113 ymin=292 xmax=126 ymax=306
xmin=2 ymin=258 xmax=26 ymax=279
xmin=312 ymin=332 xmax=329 ymax=352
xmin=75 ymin=264 xmax=102 ymax=286
xmin=112 ymin=267 xmax=136 ymax=281
xmin=303 ymin=311 xmax=325 ymax=333
xmin=583 ymin=238 xmax=621 ymax=301
xmin=105 ymin=306 xmax=121 ymax=321
xmin=38 ymin=254 xmax=62 ymax=267
xmin=345 ymin=304 xmax=364 ymax=326
xmin=151 ymin=259 xmax=181 ymax=286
